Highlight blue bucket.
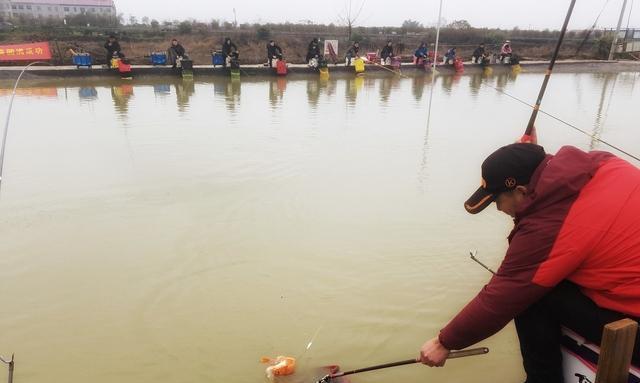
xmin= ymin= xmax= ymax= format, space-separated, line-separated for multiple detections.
xmin=212 ymin=52 xmax=225 ymax=66
xmin=72 ymin=54 xmax=92 ymax=68
xmin=151 ymin=52 xmax=167 ymax=65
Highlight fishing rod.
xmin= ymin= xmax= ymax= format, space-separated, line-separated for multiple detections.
xmin=431 ymin=0 xmax=444 ymax=75
xmin=523 ymin=0 xmax=577 ymax=140
xmin=470 ymin=250 xmax=496 ymax=275
xmin=576 ymin=0 xmax=611 ymax=55
xmin=316 ymin=347 xmax=489 ymax=383
xmin=360 ymin=56 xmax=408 ymax=78
xmin=0 ymin=62 xmax=51 ymax=194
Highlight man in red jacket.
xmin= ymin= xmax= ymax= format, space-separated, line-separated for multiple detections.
xmin=419 ymin=143 xmax=640 ymax=383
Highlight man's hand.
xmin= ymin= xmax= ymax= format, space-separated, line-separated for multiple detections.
xmin=419 ymin=337 xmax=450 ymax=367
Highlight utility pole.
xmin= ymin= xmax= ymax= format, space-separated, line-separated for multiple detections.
xmin=609 ymin=0 xmax=629 ymax=60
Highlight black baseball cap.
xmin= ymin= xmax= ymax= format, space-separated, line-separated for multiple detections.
xmin=464 ymin=143 xmax=546 ymax=214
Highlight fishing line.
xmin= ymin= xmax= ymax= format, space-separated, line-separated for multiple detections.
xmin=482 ymin=81 xmax=640 ymax=162
xmin=420 ymin=0 xmax=445 ymax=185
xmin=425 ymin=0 xmax=445 ymax=132
xmin=626 ymin=0 xmax=635 ymax=30
xmin=0 ymin=62 xmax=50 ymax=194
xmin=298 ymin=324 xmax=324 ymax=359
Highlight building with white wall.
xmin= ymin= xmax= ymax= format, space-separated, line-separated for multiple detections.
xmin=1 ymin=0 xmax=116 ymax=20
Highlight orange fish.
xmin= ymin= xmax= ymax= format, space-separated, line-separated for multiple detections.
xmin=260 ymin=356 xmax=296 ymax=380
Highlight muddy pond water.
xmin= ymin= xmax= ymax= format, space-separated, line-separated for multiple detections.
xmin=1 ymin=71 xmax=639 ymax=383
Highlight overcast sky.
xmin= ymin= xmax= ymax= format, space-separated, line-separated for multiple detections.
xmin=116 ymin=0 xmax=639 ymax=30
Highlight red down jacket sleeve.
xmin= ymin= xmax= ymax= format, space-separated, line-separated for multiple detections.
xmin=439 ymin=219 xmax=568 ymax=350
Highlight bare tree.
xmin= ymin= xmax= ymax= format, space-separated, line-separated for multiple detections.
xmin=337 ymin=0 xmax=366 ymax=41
xmin=447 ymin=19 xmax=472 ymax=30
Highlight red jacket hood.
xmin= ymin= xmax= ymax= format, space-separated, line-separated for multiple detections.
xmin=514 ymin=146 xmax=614 ymax=225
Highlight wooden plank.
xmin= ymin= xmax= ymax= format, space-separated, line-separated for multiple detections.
xmin=595 ymin=318 xmax=638 ymax=383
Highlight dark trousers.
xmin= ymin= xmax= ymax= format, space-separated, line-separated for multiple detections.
xmin=515 ymin=282 xmax=640 ymax=383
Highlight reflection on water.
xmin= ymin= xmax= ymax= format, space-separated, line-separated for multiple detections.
xmin=0 ymin=87 xmax=58 ymax=97
xmin=306 ymin=76 xmax=336 ymax=109
xmin=379 ymin=76 xmax=401 ymax=104
xmin=591 ymin=74 xmax=617 ymax=150
xmin=469 ymin=74 xmax=483 ymax=97
xmin=306 ymin=79 xmax=320 ymax=107
xmin=153 ymin=84 xmax=171 ymax=96
xmin=79 ymin=87 xmax=98 ymax=101
xmin=152 ymin=81 xmax=195 ymax=113
xmin=495 ymin=70 xmax=520 ymax=91
xmin=441 ymin=73 xmax=465 ymax=94
xmin=268 ymin=78 xmax=287 ymax=108
xmin=345 ymin=76 xmax=364 ymax=107
xmin=111 ymin=83 xmax=134 ymax=116
xmin=411 ymin=75 xmax=428 ymax=101
xmin=175 ymin=80 xmax=195 ymax=113
xmin=225 ymin=78 xmax=241 ymax=112
xmin=0 ymin=72 xmax=639 ymax=383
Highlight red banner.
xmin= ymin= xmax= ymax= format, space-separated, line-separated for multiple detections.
xmin=0 ymin=42 xmax=52 ymax=62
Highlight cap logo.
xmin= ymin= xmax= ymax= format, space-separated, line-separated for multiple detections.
xmin=505 ymin=177 xmax=517 ymax=188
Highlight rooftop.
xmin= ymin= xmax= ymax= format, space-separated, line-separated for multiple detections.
xmin=10 ymin=0 xmax=115 ymax=6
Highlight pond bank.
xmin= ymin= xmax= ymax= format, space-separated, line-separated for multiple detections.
xmin=0 ymin=60 xmax=639 ymax=81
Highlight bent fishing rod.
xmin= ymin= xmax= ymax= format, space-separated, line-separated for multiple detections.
xmin=484 ymin=0 xmax=640 ymax=162
xmin=316 ymin=347 xmax=489 ymax=383
xmin=360 ymin=56 xmax=408 ymax=78
xmin=523 ymin=0 xmax=577 ymax=139
xmin=0 ymin=62 xmax=50 ymax=194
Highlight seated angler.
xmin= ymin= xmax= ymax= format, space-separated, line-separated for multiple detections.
xmin=414 ymin=42 xmax=429 ymax=66
xmin=345 ymin=41 xmax=360 ymax=66
xmin=472 ymin=43 xmax=485 ymax=64
xmin=104 ymin=35 xmax=123 ymax=64
xmin=222 ymin=37 xmax=239 ymax=68
xmin=168 ymin=38 xmax=187 ymax=69
xmin=500 ymin=40 xmax=513 ymax=63
xmin=444 ymin=47 xmax=457 ymax=65
xmin=380 ymin=40 xmax=395 ymax=65
xmin=266 ymin=40 xmax=284 ymax=68
xmin=306 ymin=37 xmax=322 ymax=66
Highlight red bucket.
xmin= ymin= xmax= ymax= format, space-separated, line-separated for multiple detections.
xmin=118 ymin=61 xmax=132 ymax=74
xmin=276 ymin=60 xmax=288 ymax=75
